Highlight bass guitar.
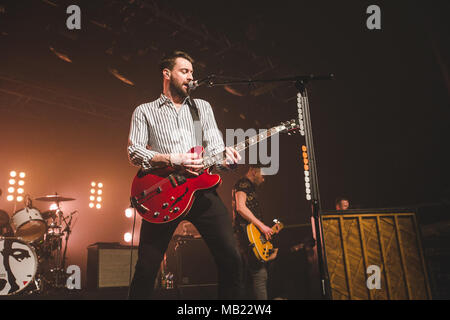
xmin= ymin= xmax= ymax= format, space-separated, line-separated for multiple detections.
xmin=130 ymin=119 xmax=299 ymax=224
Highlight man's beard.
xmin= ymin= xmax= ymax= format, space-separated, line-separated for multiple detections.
xmin=169 ymin=80 xmax=189 ymax=99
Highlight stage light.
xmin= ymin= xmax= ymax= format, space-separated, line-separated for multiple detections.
xmin=297 ymin=93 xmax=306 ymax=136
xmin=108 ymin=68 xmax=135 ymax=86
xmin=89 ymin=181 xmax=104 ymax=209
xmin=124 ymin=232 xmax=132 ymax=243
xmin=301 ymin=145 xmax=312 ymax=201
xmin=49 ymin=46 xmax=73 ymax=63
xmin=7 ymin=170 xmax=27 ymax=203
xmin=125 ymin=208 xmax=133 ymax=218
xmin=50 ymin=203 xmax=58 ymax=211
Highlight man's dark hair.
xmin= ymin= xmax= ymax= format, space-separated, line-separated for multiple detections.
xmin=335 ymin=197 xmax=349 ymax=205
xmin=159 ymin=50 xmax=194 ymax=72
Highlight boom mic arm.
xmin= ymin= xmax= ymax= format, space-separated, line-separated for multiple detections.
xmin=188 ymin=75 xmax=215 ymax=90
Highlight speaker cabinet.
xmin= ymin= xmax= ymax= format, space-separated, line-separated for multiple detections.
xmin=87 ymin=237 xmax=217 ymax=292
xmin=320 ymin=209 xmax=432 ymax=300
xmin=166 ymin=236 xmax=217 ymax=287
xmin=87 ymin=242 xmax=138 ymax=289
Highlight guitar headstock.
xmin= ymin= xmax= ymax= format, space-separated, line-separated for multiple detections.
xmin=278 ymin=119 xmax=300 ymax=135
xmin=272 ymin=218 xmax=284 ymax=233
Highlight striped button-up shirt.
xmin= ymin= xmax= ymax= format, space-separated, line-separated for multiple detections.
xmin=128 ymin=94 xmax=225 ymax=169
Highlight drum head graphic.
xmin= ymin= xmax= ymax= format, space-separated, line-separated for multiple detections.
xmin=0 ymin=238 xmax=37 ymax=295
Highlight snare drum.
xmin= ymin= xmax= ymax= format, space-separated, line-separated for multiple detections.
xmin=11 ymin=207 xmax=47 ymax=242
xmin=0 ymin=237 xmax=38 ymax=295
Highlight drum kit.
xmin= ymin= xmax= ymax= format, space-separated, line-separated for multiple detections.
xmin=0 ymin=193 xmax=77 ymax=296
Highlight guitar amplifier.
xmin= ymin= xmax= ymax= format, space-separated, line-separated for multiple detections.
xmin=319 ymin=209 xmax=432 ymax=300
xmin=87 ymin=242 xmax=138 ymax=290
xmin=165 ymin=235 xmax=218 ymax=287
xmin=87 ymin=236 xmax=218 ymax=293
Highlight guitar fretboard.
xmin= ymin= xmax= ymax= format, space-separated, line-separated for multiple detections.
xmin=202 ymin=125 xmax=284 ymax=169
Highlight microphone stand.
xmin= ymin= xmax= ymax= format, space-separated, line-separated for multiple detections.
xmin=206 ymin=74 xmax=333 ymax=299
xmin=295 ymin=80 xmax=330 ymax=299
xmin=200 ymin=74 xmax=334 ymax=87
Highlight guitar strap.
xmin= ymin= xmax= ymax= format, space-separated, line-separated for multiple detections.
xmin=187 ymin=97 xmax=203 ymax=146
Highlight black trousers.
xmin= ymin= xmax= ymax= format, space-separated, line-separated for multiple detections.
xmin=128 ymin=190 xmax=244 ymax=299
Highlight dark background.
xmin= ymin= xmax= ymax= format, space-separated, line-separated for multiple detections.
xmin=0 ymin=0 xmax=448 ymax=289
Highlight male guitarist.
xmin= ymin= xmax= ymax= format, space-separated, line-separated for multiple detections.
xmin=127 ymin=50 xmax=243 ymax=299
xmin=232 ymin=164 xmax=279 ymax=300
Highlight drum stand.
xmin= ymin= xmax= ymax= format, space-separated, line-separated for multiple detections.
xmin=49 ymin=207 xmax=74 ymax=289
xmin=35 ymin=205 xmax=75 ymax=293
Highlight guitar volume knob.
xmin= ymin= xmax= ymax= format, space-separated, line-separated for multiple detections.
xmin=163 ymin=215 xmax=170 ymax=221
xmin=153 ymin=212 xmax=160 ymax=217
xmin=162 ymin=203 xmax=169 ymax=209
xmin=173 ymin=207 xmax=180 ymax=213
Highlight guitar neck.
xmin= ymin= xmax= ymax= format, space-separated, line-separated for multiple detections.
xmin=202 ymin=125 xmax=284 ymax=169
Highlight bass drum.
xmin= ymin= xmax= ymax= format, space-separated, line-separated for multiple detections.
xmin=0 ymin=237 xmax=38 ymax=295
xmin=11 ymin=207 xmax=47 ymax=242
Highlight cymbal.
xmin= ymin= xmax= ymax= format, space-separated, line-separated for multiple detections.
xmin=35 ymin=195 xmax=75 ymax=202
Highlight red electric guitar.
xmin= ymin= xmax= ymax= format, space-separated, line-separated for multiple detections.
xmin=130 ymin=119 xmax=299 ymax=224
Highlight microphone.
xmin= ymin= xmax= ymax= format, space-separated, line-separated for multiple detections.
xmin=188 ymin=75 xmax=215 ymax=90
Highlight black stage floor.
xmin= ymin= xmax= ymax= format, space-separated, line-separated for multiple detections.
xmin=0 ymin=285 xmax=218 ymax=300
